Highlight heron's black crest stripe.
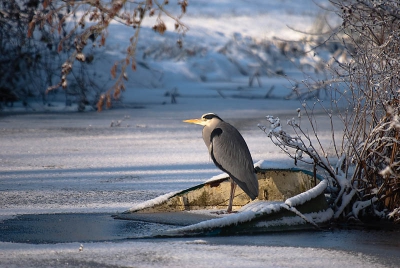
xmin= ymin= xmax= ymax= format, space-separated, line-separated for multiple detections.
xmin=202 ymin=113 xmax=223 ymax=121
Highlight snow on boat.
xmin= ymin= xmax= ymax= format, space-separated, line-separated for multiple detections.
xmin=115 ymin=168 xmax=333 ymax=236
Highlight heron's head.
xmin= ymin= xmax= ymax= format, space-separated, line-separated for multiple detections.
xmin=183 ymin=113 xmax=223 ymax=126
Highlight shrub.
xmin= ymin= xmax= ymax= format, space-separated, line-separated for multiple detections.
xmin=262 ymin=0 xmax=400 ymax=223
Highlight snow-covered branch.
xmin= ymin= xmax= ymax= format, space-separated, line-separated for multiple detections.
xmin=259 ymin=114 xmax=338 ymax=182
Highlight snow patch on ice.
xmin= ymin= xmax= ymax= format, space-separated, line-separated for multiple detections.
xmin=0 ymin=214 xmax=17 ymax=223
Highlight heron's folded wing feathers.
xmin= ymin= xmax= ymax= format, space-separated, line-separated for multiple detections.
xmin=209 ymin=122 xmax=259 ymax=200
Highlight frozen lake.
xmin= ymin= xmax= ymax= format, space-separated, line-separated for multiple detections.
xmin=1 ymin=98 xmax=400 ymax=267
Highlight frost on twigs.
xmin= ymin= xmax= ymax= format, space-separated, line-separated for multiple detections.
xmin=259 ymin=1 xmax=400 ymax=225
xmin=260 ymin=111 xmax=337 ymax=182
xmin=259 ymin=106 xmax=357 ymax=223
xmin=260 ymin=102 xmax=400 ymax=223
xmin=325 ymin=1 xmax=400 ymax=224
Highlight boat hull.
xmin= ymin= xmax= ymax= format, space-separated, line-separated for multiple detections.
xmin=115 ymin=168 xmax=331 ymax=236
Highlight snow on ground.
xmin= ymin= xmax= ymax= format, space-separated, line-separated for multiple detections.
xmin=2 ymin=0 xmax=340 ymax=111
xmin=1 ymin=1 xmax=399 ymax=268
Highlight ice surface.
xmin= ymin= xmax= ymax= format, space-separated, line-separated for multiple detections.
xmin=0 ymin=239 xmax=391 ymax=268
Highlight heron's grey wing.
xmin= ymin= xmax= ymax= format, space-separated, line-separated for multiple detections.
xmin=209 ymin=122 xmax=259 ymax=200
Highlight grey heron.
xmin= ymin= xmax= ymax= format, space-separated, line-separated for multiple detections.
xmin=184 ymin=113 xmax=259 ymax=212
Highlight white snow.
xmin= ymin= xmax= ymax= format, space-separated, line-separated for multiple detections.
xmin=205 ymin=172 xmax=230 ymax=183
xmin=285 ymin=179 xmax=328 ymax=207
xmin=388 ymin=207 xmax=400 ymax=219
xmin=254 ymin=159 xmax=295 ymax=170
xmin=352 ymin=197 xmax=378 ymax=218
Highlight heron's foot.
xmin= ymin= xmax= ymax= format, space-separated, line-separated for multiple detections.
xmin=226 ymin=210 xmax=238 ymax=214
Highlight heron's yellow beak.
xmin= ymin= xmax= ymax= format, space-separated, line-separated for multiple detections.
xmin=183 ymin=118 xmax=207 ymax=126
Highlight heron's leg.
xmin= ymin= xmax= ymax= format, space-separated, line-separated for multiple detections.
xmin=227 ymin=179 xmax=237 ymax=213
